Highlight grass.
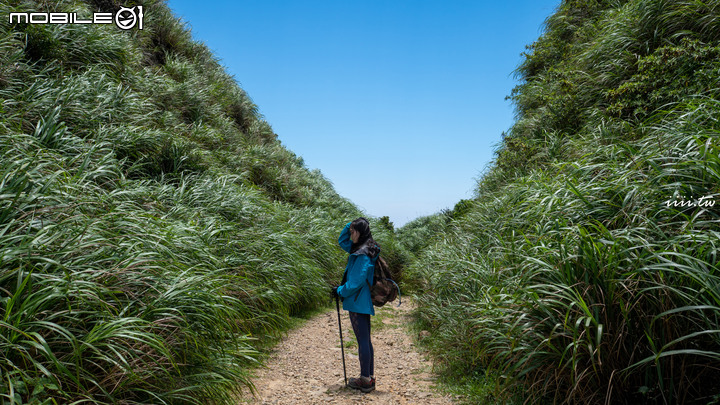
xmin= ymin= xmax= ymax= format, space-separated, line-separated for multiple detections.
xmin=0 ymin=0 xmax=416 ymax=403
xmin=408 ymin=100 xmax=720 ymax=404
xmin=401 ymin=0 xmax=720 ymax=403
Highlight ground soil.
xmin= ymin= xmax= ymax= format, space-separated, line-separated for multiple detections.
xmin=239 ymin=300 xmax=457 ymax=404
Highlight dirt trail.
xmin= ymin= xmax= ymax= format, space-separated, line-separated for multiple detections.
xmin=239 ymin=301 xmax=457 ymax=404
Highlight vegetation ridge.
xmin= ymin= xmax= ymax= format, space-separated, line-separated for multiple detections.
xmin=0 ymin=0 xmax=408 ymax=403
xmin=401 ymin=0 xmax=720 ymax=403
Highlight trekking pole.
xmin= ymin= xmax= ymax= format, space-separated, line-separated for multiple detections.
xmin=335 ymin=295 xmax=347 ymax=387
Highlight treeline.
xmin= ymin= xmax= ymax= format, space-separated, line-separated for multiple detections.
xmin=0 ymin=0 xmax=404 ymax=403
xmin=402 ymin=0 xmax=720 ymax=403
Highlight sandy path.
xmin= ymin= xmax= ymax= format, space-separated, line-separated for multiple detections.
xmin=239 ymin=301 xmax=456 ymax=404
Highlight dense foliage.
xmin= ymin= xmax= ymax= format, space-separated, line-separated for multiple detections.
xmin=0 ymin=0 xmax=405 ymax=403
xmin=405 ymin=0 xmax=720 ymax=403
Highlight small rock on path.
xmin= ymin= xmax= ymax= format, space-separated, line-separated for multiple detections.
xmin=239 ymin=301 xmax=455 ymax=404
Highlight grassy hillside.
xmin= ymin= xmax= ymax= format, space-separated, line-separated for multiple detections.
xmin=404 ymin=0 xmax=720 ymax=403
xmin=0 ymin=0 xmax=406 ymax=403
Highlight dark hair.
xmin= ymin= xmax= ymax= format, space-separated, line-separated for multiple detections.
xmin=350 ymin=217 xmax=380 ymax=257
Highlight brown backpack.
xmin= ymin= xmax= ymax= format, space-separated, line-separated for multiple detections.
xmin=368 ymin=256 xmax=401 ymax=307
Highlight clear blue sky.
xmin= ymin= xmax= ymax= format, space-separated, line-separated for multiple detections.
xmin=166 ymin=0 xmax=560 ymax=227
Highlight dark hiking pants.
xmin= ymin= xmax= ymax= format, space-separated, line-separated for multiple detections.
xmin=349 ymin=311 xmax=374 ymax=377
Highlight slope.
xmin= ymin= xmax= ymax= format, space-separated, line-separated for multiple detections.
xmin=402 ymin=1 xmax=720 ymax=403
xmin=0 ymin=0 xmax=395 ymax=403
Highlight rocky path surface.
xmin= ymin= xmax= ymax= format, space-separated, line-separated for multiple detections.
xmin=239 ymin=301 xmax=457 ymax=404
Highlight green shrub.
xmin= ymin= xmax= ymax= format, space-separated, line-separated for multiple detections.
xmin=0 ymin=1 xmax=362 ymax=403
xmin=407 ymin=0 xmax=720 ymax=403
xmin=411 ymin=102 xmax=720 ymax=402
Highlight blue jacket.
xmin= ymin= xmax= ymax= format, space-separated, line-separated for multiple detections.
xmin=336 ymin=222 xmax=376 ymax=316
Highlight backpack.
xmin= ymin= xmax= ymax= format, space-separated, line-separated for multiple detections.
xmin=368 ymin=256 xmax=401 ymax=307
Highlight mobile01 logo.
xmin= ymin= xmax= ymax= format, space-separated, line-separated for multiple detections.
xmin=8 ymin=6 xmax=144 ymax=30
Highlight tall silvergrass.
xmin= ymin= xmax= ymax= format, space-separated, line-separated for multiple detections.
xmin=409 ymin=99 xmax=720 ymax=403
xmin=0 ymin=129 xmax=268 ymax=404
xmin=502 ymin=0 xmax=720 ymax=175
xmin=406 ymin=1 xmax=720 ymax=401
xmin=0 ymin=0 xmax=368 ymax=403
xmin=402 ymin=0 xmax=720 ymax=404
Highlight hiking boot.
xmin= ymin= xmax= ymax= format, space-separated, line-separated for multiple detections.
xmin=347 ymin=376 xmax=375 ymax=393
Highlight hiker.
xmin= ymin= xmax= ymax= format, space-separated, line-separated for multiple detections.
xmin=332 ymin=217 xmax=378 ymax=393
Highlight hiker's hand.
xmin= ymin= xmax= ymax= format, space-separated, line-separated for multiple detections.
xmin=331 ymin=286 xmax=339 ymax=299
